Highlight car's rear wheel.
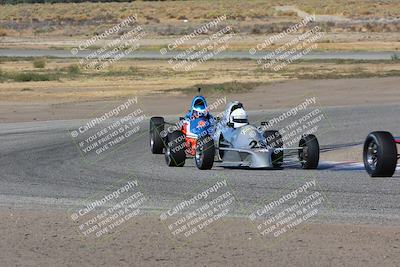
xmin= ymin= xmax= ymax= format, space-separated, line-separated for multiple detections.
xmin=195 ymin=135 xmax=215 ymax=170
xmin=150 ymin=117 xmax=165 ymax=154
xmin=165 ymin=130 xmax=186 ymax=167
xmin=264 ymin=130 xmax=283 ymax=167
xmin=298 ymin=134 xmax=319 ymax=169
xmin=363 ymin=131 xmax=397 ymax=177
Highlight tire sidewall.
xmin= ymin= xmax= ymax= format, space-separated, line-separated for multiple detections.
xmin=363 ymin=131 xmax=397 ymax=177
xmin=165 ymin=130 xmax=186 ymax=167
xmin=195 ymin=135 xmax=215 ymax=169
xmin=264 ymin=130 xmax=283 ymax=167
xmin=150 ymin=117 xmax=165 ymax=154
xmin=299 ymin=134 xmax=319 ymax=169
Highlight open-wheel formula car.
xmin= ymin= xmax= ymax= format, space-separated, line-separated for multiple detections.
xmin=150 ymin=98 xmax=320 ymax=170
xmin=363 ymin=131 xmax=400 ymax=177
xmin=211 ymin=101 xmax=320 ymax=170
xmin=149 ymin=94 xmax=217 ymax=169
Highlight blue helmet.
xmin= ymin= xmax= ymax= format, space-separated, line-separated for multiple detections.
xmin=190 ymin=96 xmax=208 ymax=118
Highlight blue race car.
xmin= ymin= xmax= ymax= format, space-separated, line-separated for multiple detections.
xmin=149 ymin=91 xmax=217 ymax=169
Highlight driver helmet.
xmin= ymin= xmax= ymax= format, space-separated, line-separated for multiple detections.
xmin=192 ymin=96 xmax=208 ymax=118
xmin=229 ymin=107 xmax=248 ymax=128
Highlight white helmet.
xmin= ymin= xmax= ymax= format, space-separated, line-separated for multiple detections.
xmin=229 ymin=108 xmax=248 ymax=128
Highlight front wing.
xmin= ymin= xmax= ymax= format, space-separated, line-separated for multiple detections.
xmin=219 ymin=147 xmax=302 ymax=169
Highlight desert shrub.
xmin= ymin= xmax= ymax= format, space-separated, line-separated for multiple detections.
xmin=251 ymin=26 xmax=261 ymax=34
xmin=11 ymin=72 xmax=55 ymax=82
xmin=67 ymin=64 xmax=81 ymax=75
xmin=33 ymin=58 xmax=46 ymax=68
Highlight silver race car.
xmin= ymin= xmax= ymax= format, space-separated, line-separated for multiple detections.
xmin=194 ymin=101 xmax=320 ymax=170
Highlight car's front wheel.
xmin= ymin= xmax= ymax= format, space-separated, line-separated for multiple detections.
xmin=195 ymin=135 xmax=215 ymax=170
xmin=264 ymin=130 xmax=283 ymax=168
xmin=298 ymin=134 xmax=319 ymax=169
xmin=363 ymin=131 xmax=397 ymax=177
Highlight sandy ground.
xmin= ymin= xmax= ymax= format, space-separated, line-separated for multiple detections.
xmin=1 ymin=209 xmax=399 ymax=267
xmin=1 ymin=77 xmax=399 ymax=123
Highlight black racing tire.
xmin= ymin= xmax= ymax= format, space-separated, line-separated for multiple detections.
xmin=195 ymin=135 xmax=215 ymax=170
xmin=218 ymin=135 xmax=227 ymax=160
xmin=150 ymin=117 xmax=165 ymax=154
xmin=298 ymin=134 xmax=319 ymax=169
xmin=363 ymin=131 xmax=397 ymax=177
xmin=165 ymin=130 xmax=186 ymax=167
xmin=264 ymin=130 xmax=283 ymax=167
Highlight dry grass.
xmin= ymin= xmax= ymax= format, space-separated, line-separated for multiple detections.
xmin=1 ymin=1 xmax=399 ymax=38
xmin=1 ymin=1 xmax=399 ymax=23
xmin=0 ymin=1 xmax=278 ymax=23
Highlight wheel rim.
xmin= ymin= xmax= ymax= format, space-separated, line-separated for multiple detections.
xmin=366 ymin=141 xmax=378 ymax=171
xmin=165 ymin=146 xmax=171 ymax=164
xmin=299 ymin=146 xmax=307 ymax=167
xmin=196 ymin=146 xmax=203 ymax=166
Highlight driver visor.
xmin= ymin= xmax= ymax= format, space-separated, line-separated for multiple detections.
xmin=232 ymin=118 xmax=248 ymax=123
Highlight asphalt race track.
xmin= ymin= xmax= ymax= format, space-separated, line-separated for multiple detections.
xmin=1 ymin=103 xmax=400 ymax=227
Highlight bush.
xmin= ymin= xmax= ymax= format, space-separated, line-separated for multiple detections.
xmin=128 ymin=66 xmax=137 ymax=73
xmin=251 ymin=26 xmax=261 ymax=34
xmin=67 ymin=64 xmax=81 ymax=75
xmin=12 ymin=72 xmax=54 ymax=82
xmin=33 ymin=58 xmax=46 ymax=68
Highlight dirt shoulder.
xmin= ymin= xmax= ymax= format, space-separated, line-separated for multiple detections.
xmin=1 ymin=209 xmax=399 ymax=266
xmin=1 ymin=77 xmax=399 ymax=123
